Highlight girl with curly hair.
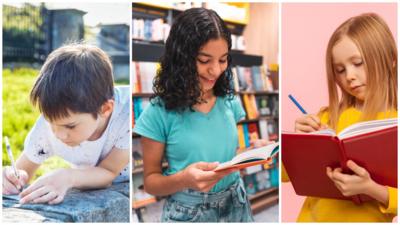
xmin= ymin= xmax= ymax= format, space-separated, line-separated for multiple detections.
xmin=133 ymin=8 xmax=258 ymax=222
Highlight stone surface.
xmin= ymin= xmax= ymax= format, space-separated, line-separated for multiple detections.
xmin=3 ymin=182 xmax=129 ymax=223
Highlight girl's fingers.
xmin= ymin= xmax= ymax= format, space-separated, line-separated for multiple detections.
xmin=305 ymin=116 xmax=321 ymax=130
xmin=195 ymin=162 xmax=219 ymax=171
xmin=326 ymin=167 xmax=333 ymax=180
xmin=295 ymin=114 xmax=324 ymax=132
xmin=296 ymin=124 xmax=317 ymax=133
xmin=309 ymin=115 xmax=322 ymax=126
xmin=331 ymin=168 xmax=348 ymax=184
xmin=346 ymin=160 xmax=368 ymax=177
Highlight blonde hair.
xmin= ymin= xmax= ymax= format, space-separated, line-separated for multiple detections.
xmin=323 ymin=13 xmax=397 ymax=130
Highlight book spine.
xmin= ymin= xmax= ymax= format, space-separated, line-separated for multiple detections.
xmin=135 ymin=62 xmax=142 ymax=93
xmin=237 ymin=124 xmax=246 ymax=150
xmin=250 ymin=94 xmax=259 ymax=118
xmin=232 ymin=67 xmax=240 ymax=92
xmin=259 ymin=119 xmax=269 ymax=140
xmin=243 ymin=124 xmax=250 ymax=148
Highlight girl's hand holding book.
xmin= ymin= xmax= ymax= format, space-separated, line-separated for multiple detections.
xmin=19 ymin=168 xmax=73 ymax=205
xmin=182 ymin=162 xmax=237 ymax=192
xmin=2 ymin=166 xmax=28 ymax=195
xmin=326 ymin=160 xmax=388 ymax=206
xmin=295 ymin=114 xmax=328 ymax=133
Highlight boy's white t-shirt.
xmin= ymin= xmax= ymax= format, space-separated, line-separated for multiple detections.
xmin=23 ymin=86 xmax=130 ymax=183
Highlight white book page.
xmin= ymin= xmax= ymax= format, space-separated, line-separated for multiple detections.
xmin=215 ymin=142 xmax=279 ymax=170
xmin=310 ymin=129 xmax=336 ymax=136
xmin=338 ymin=118 xmax=397 ymax=139
xmin=283 ymin=129 xmax=336 ymax=136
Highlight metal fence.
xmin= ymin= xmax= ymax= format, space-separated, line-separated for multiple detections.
xmin=3 ymin=3 xmax=51 ymax=63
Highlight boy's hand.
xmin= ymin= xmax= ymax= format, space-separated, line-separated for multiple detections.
xmin=3 ymin=166 xmax=29 ymax=195
xmin=295 ymin=114 xmax=327 ymax=133
xmin=182 ymin=162 xmax=236 ymax=192
xmin=19 ymin=168 xmax=73 ymax=205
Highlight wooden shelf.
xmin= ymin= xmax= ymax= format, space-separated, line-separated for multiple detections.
xmin=132 ymin=93 xmax=153 ymax=98
xmin=248 ymin=187 xmax=277 ymax=201
xmin=132 ymin=41 xmax=263 ymax=66
xmin=132 ymin=38 xmax=164 ymax=45
xmin=238 ymin=116 xmax=278 ymax=124
xmin=249 ymin=188 xmax=279 ymax=214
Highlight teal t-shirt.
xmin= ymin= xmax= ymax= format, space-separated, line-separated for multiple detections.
xmin=133 ymin=96 xmax=246 ymax=192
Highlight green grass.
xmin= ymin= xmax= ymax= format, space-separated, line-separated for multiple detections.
xmin=115 ymin=79 xmax=130 ymax=85
xmin=2 ymin=68 xmax=70 ymax=180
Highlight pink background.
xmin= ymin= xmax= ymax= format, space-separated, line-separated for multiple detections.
xmin=281 ymin=3 xmax=397 ymax=222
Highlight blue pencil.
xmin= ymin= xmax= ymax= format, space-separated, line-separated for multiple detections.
xmin=288 ymin=94 xmax=307 ymax=114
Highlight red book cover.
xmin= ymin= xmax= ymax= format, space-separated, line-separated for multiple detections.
xmin=282 ymin=124 xmax=397 ymax=203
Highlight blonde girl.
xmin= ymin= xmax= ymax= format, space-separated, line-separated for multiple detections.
xmin=286 ymin=13 xmax=397 ymax=222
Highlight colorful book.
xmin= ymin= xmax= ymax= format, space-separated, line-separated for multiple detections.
xmin=249 ymin=94 xmax=259 ymax=118
xmin=237 ymin=124 xmax=246 ymax=150
xmin=243 ymin=124 xmax=250 ymax=148
xmin=242 ymin=94 xmax=259 ymax=119
xmin=248 ymin=123 xmax=260 ymax=141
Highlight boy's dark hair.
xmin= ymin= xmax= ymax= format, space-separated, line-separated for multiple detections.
xmin=153 ymin=8 xmax=234 ymax=111
xmin=30 ymin=43 xmax=114 ymax=121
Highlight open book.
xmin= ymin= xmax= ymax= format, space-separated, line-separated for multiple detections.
xmin=282 ymin=118 xmax=397 ymax=203
xmin=311 ymin=118 xmax=397 ymax=139
xmin=215 ymin=142 xmax=279 ymax=172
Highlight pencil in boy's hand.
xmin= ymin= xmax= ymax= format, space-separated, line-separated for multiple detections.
xmin=288 ymin=94 xmax=308 ymax=114
xmin=4 ymin=136 xmax=20 ymax=180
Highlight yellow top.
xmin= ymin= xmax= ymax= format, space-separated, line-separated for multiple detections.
xmin=282 ymin=107 xmax=398 ymax=222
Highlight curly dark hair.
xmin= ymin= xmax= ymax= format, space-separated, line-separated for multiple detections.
xmin=152 ymin=7 xmax=234 ymax=111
